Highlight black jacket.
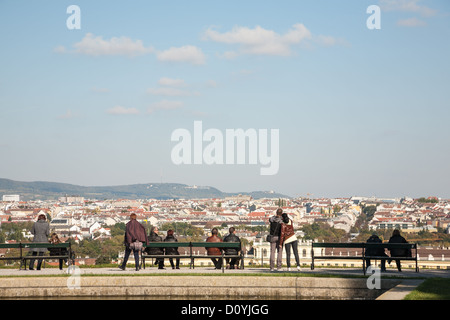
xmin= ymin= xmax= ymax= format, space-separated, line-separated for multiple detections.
xmin=145 ymin=232 xmax=164 ymax=255
xmin=223 ymin=233 xmax=241 ymax=255
xmin=164 ymin=235 xmax=180 ymax=255
xmin=365 ymin=235 xmax=386 ymax=257
xmin=269 ymin=216 xmax=282 ymax=237
xmin=388 ymin=234 xmax=409 ymax=257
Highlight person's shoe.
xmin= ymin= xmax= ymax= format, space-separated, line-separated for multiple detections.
xmin=176 ymin=267 xmax=180 ymax=269
xmin=270 ymin=268 xmax=275 ymax=272
xmin=118 ymin=265 xmax=125 ymax=271
xmin=297 ymin=266 xmax=301 ymax=271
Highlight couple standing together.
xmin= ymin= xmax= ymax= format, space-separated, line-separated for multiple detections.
xmin=268 ymin=208 xmax=301 ymax=272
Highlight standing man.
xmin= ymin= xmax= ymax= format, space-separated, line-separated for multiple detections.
xmin=119 ymin=213 xmax=148 ymax=271
xmin=268 ymin=208 xmax=283 ymax=271
xmin=223 ymin=227 xmax=242 ymax=269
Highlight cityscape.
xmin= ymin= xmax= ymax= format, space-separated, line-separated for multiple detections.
xmin=1 ymin=191 xmax=449 ymax=267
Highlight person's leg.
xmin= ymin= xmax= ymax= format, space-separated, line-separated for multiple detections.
xmin=59 ymin=259 xmax=63 ymax=270
xmin=276 ymin=240 xmax=283 ymax=270
xmin=285 ymin=243 xmax=292 ymax=268
xmin=120 ymin=246 xmax=131 ymax=269
xmin=290 ymin=240 xmax=300 ymax=267
xmin=29 ymin=252 xmax=37 ymax=270
xmin=269 ymin=241 xmax=277 ymax=270
xmin=395 ymin=259 xmax=402 ymax=272
xmin=36 ymin=252 xmax=44 ymax=270
xmin=133 ymin=249 xmax=140 ymax=270
xmin=176 ymin=258 xmax=180 ymax=269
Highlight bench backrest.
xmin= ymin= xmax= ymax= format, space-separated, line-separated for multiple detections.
xmin=143 ymin=242 xmax=241 ymax=248
xmin=0 ymin=242 xmax=70 ymax=249
xmin=312 ymin=242 xmax=416 ymax=249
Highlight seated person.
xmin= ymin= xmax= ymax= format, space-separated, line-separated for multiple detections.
xmin=206 ymin=228 xmax=222 ymax=269
xmin=223 ymin=227 xmax=241 ymax=269
xmin=145 ymin=226 xmax=165 ymax=269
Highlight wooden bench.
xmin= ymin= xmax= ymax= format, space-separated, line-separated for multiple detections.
xmin=141 ymin=241 xmax=243 ymax=273
xmin=311 ymin=242 xmax=418 ymax=275
xmin=0 ymin=242 xmax=73 ymax=270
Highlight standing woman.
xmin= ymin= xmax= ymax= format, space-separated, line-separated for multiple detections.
xmin=279 ymin=213 xmax=301 ymax=271
xmin=29 ymin=214 xmax=50 ymax=270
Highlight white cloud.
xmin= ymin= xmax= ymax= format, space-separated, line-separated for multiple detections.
xmin=147 ymin=100 xmax=184 ymax=113
xmin=69 ymin=33 xmax=154 ymax=57
xmin=156 ymin=45 xmax=206 ymax=65
xmin=158 ymin=77 xmax=187 ymax=87
xmin=107 ymin=106 xmax=140 ymax=115
xmin=397 ymin=17 xmax=427 ymax=27
xmin=380 ymin=0 xmax=437 ymax=17
xmin=147 ymin=87 xmax=199 ymax=97
xmin=203 ymin=23 xmax=312 ymax=56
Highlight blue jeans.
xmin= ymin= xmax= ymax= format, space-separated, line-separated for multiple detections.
xmin=122 ymin=246 xmax=140 ymax=269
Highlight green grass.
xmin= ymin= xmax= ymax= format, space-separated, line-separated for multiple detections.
xmin=404 ymin=278 xmax=450 ymax=300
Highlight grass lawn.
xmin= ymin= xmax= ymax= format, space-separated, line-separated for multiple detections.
xmin=404 ymin=278 xmax=450 ymax=300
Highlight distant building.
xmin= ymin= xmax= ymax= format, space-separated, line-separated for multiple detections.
xmin=58 ymin=196 xmax=84 ymax=203
xmin=2 ymin=195 xmax=20 ymax=202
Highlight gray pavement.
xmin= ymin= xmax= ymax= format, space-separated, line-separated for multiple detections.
xmin=1 ymin=266 xmax=449 ymax=278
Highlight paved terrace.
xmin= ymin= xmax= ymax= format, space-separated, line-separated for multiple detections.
xmin=0 ymin=266 xmax=448 ymax=300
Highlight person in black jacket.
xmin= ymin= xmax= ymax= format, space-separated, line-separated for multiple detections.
xmin=164 ymin=229 xmax=180 ymax=269
xmin=388 ymin=229 xmax=409 ymax=272
xmin=145 ymin=226 xmax=165 ymax=269
xmin=223 ymin=227 xmax=241 ymax=269
xmin=365 ymin=234 xmax=387 ymax=272
xmin=268 ymin=208 xmax=283 ymax=271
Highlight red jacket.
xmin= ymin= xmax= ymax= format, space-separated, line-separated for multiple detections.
xmin=279 ymin=221 xmax=295 ymax=246
xmin=206 ymin=235 xmax=222 ymax=256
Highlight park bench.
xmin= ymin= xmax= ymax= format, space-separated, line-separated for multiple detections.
xmin=0 ymin=242 xmax=73 ymax=270
xmin=141 ymin=241 xmax=243 ymax=273
xmin=311 ymin=242 xmax=418 ymax=275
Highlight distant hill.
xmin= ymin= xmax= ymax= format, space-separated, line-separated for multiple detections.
xmin=0 ymin=178 xmax=289 ymax=201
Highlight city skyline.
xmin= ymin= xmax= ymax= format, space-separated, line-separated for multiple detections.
xmin=1 ymin=1 xmax=449 ymax=199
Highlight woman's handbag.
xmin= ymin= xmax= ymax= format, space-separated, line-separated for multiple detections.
xmin=130 ymin=240 xmax=143 ymax=251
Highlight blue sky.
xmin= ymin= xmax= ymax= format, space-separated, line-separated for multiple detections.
xmin=0 ymin=0 xmax=449 ymax=198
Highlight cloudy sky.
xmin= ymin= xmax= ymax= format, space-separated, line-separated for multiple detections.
xmin=0 ymin=0 xmax=449 ymax=198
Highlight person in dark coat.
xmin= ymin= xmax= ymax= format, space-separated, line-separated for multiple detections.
xmin=365 ymin=234 xmax=387 ymax=272
xmin=388 ymin=229 xmax=409 ymax=272
xmin=268 ymin=208 xmax=283 ymax=271
xmin=164 ymin=229 xmax=180 ymax=269
xmin=29 ymin=214 xmax=50 ymax=270
xmin=145 ymin=226 xmax=165 ymax=269
xmin=119 ymin=213 xmax=148 ymax=271
xmin=223 ymin=227 xmax=242 ymax=269
xmin=206 ymin=228 xmax=223 ymax=269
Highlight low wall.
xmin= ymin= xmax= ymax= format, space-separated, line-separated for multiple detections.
xmin=0 ymin=276 xmax=401 ymax=300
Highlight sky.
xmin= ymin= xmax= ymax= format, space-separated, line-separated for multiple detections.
xmin=0 ymin=0 xmax=449 ymax=199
